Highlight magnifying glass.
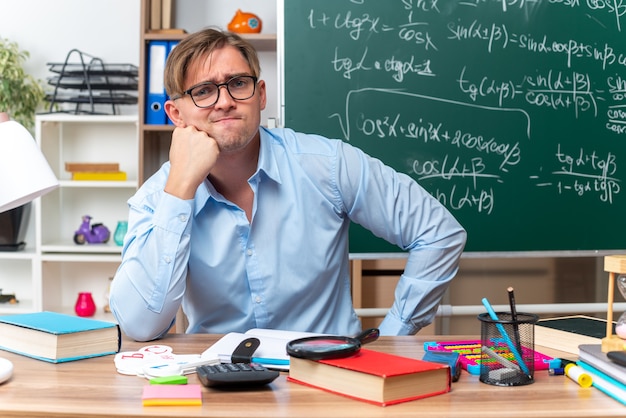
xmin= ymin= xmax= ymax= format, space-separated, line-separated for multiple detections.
xmin=286 ymin=328 xmax=380 ymax=360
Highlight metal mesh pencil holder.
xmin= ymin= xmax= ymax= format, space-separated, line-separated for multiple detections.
xmin=477 ymin=312 xmax=539 ymax=386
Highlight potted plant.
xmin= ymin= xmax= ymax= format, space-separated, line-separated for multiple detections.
xmin=0 ymin=38 xmax=46 ymax=251
xmin=0 ymin=37 xmax=45 ymax=129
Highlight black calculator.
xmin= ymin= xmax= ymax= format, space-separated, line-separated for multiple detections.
xmin=196 ymin=362 xmax=280 ymax=388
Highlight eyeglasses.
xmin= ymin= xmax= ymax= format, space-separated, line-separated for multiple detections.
xmin=175 ymin=75 xmax=258 ymax=108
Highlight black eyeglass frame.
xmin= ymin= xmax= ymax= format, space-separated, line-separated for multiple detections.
xmin=172 ymin=75 xmax=258 ymax=108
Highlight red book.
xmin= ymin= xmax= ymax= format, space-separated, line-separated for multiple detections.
xmin=287 ymin=348 xmax=450 ymax=406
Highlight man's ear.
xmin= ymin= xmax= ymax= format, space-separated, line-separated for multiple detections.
xmin=164 ymin=100 xmax=186 ymax=127
xmin=257 ymin=79 xmax=267 ymax=111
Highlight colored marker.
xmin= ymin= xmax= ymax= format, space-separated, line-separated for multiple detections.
xmin=565 ymin=364 xmax=592 ymax=388
xmin=251 ymin=357 xmax=290 ymax=366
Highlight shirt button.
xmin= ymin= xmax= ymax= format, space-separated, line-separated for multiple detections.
xmin=255 ymin=296 xmax=262 ymax=303
xmin=179 ymin=215 xmax=187 ymax=222
xmin=246 ymin=249 xmax=253 ymax=256
xmin=164 ymin=256 xmax=172 ymax=264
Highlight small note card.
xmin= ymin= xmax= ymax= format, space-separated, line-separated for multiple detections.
xmin=142 ymin=384 xmax=202 ymax=406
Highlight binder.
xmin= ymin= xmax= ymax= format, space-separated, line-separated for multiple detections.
xmin=166 ymin=40 xmax=179 ymax=125
xmin=145 ymin=40 xmax=168 ymax=125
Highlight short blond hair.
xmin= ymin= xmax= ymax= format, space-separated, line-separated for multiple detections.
xmin=164 ymin=28 xmax=261 ymax=98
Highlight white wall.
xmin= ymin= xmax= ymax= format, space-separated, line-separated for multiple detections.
xmin=0 ymin=0 xmax=279 ymax=121
xmin=174 ymin=0 xmax=277 ymax=34
xmin=0 ymin=0 xmax=140 ymax=87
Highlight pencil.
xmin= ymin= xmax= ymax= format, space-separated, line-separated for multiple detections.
xmin=507 ymin=286 xmax=523 ymax=353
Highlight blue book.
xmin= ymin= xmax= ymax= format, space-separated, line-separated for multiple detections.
xmin=0 ymin=311 xmax=120 ymax=363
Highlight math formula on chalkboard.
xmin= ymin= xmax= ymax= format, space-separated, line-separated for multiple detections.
xmin=284 ymin=0 xmax=626 ymax=253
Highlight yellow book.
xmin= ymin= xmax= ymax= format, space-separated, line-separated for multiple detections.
xmin=72 ymin=171 xmax=127 ymax=181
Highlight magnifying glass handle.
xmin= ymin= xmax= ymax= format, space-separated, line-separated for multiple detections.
xmin=355 ymin=328 xmax=380 ymax=346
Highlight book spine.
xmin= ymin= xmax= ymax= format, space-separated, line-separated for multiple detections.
xmin=65 ymin=163 xmax=120 ymax=172
xmin=72 ymin=171 xmax=127 ymax=181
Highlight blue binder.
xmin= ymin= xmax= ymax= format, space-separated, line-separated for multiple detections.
xmin=145 ymin=40 xmax=168 ymax=124
xmin=166 ymin=40 xmax=179 ymax=125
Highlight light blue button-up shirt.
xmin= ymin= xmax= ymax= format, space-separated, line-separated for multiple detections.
xmin=110 ymin=127 xmax=466 ymax=341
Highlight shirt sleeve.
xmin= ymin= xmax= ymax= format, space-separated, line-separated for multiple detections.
xmin=334 ymin=141 xmax=467 ymax=335
xmin=109 ymin=168 xmax=195 ymax=341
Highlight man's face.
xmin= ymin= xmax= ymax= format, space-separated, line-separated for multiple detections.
xmin=170 ymin=45 xmax=267 ymax=154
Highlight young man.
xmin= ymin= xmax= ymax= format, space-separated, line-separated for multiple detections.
xmin=109 ymin=29 xmax=466 ymax=342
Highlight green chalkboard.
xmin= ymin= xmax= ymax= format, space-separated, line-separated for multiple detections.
xmin=283 ymin=0 xmax=626 ymax=254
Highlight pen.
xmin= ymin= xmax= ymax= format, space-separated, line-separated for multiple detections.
xmin=251 ymin=357 xmax=290 ymax=366
xmin=481 ymin=297 xmax=530 ymax=375
xmin=507 ymin=286 xmax=522 ymax=353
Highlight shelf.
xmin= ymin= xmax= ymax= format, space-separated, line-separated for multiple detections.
xmin=36 ymin=113 xmax=138 ymax=123
xmin=41 ymin=243 xmax=122 ymax=257
xmin=59 ymin=180 xmax=138 ymax=189
xmin=0 ymin=248 xmax=37 ymax=259
xmin=141 ymin=124 xmax=175 ymax=132
xmin=144 ymin=32 xmax=277 ymax=51
xmin=0 ymin=300 xmax=35 ymax=315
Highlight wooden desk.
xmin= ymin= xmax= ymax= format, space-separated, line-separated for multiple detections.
xmin=0 ymin=334 xmax=623 ymax=417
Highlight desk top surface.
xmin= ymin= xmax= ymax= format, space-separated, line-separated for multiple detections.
xmin=0 ymin=334 xmax=623 ymax=418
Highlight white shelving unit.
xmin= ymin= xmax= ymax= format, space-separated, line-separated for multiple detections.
xmin=0 ymin=114 xmax=138 ymax=317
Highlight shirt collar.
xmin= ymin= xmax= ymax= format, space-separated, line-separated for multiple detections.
xmin=257 ymin=126 xmax=282 ymax=185
xmin=194 ymin=127 xmax=282 ymax=216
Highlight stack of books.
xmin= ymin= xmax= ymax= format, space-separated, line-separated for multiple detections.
xmin=578 ymin=344 xmax=626 ymax=405
xmin=533 ymin=315 xmax=626 ymax=404
xmin=65 ymin=162 xmax=127 ymax=181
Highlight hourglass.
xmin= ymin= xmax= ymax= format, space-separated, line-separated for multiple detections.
xmin=603 ymin=255 xmax=626 ymax=352
xmin=617 ymin=275 xmax=626 ymax=339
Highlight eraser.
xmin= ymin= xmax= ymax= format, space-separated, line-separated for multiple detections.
xmin=423 ymin=350 xmax=461 ymax=382
xmin=489 ymin=368 xmax=519 ymax=381
xmin=149 ymin=375 xmax=189 ymax=385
